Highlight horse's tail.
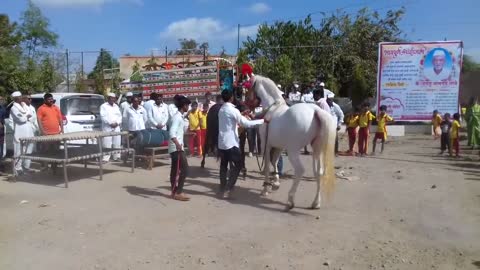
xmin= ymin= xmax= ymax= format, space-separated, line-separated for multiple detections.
xmin=312 ymin=108 xmax=337 ymax=200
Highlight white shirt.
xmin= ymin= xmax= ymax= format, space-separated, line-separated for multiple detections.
xmin=198 ymin=100 xmax=216 ymax=112
xmin=120 ymin=101 xmax=131 ymax=114
xmin=168 ymin=111 xmax=185 ymax=154
xmin=26 ymin=104 xmax=38 ymax=134
xmin=301 ymin=92 xmax=314 ymax=103
xmin=315 ymin=98 xmax=330 ymax=111
xmin=143 ymin=99 xmax=155 ymax=112
xmin=100 ymin=102 xmax=122 ymax=131
xmin=147 ymin=102 xmax=169 ymax=130
xmin=218 ymin=102 xmax=264 ymax=150
xmin=289 ymin=91 xmax=302 ymax=102
xmin=425 ymin=67 xmax=450 ymax=81
xmin=168 ymin=103 xmax=178 ymax=118
xmin=124 ymin=105 xmax=147 ymax=131
xmin=329 ymin=102 xmax=344 ymax=128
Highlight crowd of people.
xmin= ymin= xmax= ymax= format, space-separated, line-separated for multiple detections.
xmin=4 ymin=84 xmax=476 ymax=202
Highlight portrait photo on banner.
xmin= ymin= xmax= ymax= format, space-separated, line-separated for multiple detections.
xmin=422 ymin=48 xmax=453 ymax=82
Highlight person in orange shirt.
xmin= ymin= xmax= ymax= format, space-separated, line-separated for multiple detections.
xmin=187 ymin=101 xmax=202 ymax=157
xmin=450 ymin=113 xmax=461 ymax=157
xmin=345 ymin=106 xmax=360 ymax=155
xmin=432 ymin=110 xmax=442 ymax=139
xmin=199 ymin=101 xmax=209 ymax=153
xmin=357 ymin=102 xmax=375 ymax=156
xmin=372 ymin=105 xmax=394 ymax=154
xmin=36 ymin=93 xmax=63 ymax=171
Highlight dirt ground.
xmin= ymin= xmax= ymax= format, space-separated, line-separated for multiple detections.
xmin=0 ymin=134 xmax=479 ymax=270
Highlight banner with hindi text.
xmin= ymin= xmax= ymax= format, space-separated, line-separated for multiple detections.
xmin=377 ymin=41 xmax=463 ymax=121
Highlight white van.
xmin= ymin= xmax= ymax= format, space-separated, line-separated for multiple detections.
xmin=4 ymin=93 xmax=105 ymax=156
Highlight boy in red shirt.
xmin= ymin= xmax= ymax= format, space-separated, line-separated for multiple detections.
xmin=372 ymin=105 xmax=394 ymax=154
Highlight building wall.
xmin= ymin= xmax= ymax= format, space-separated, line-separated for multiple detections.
xmin=119 ymin=54 xmax=237 ymax=80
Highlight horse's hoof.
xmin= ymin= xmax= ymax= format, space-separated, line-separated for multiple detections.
xmin=260 ymin=190 xmax=269 ymax=197
xmin=311 ymin=202 xmax=321 ymax=209
xmin=285 ymin=202 xmax=294 ymax=211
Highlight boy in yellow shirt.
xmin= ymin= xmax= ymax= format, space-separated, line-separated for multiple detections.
xmin=357 ymin=102 xmax=375 ymax=156
xmin=345 ymin=107 xmax=360 ymax=155
xmin=187 ymin=101 xmax=202 ymax=156
xmin=372 ymin=105 xmax=394 ymax=154
xmin=432 ymin=110 xmax=442 ymax=139
xmin=450 ymin=113 xmax=461 ymax=157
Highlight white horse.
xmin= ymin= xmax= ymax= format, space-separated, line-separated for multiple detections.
xmin=246 ymin=75 xmax=337 ymax=210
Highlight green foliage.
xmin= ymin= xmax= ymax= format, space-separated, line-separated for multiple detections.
xmin=174 ymin=39 xmax=209 ymax=55
xmin=0 ymin=1 xmax=61 ymax=96
xmin=130 ymin=60 xmax=143 ymax=82
xmin=20 ymin=0 xmax=58 ymax=59
xmin=242 ymin=7 xmax=405 ymax=98
xmin=462 ymin=54 xmax=480 ymax=73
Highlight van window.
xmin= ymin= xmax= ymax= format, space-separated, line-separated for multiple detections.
xmin=60 ymin=96 xmax=104 ymax=116
xmin=31 ymin=98 xmax=44 ymax=110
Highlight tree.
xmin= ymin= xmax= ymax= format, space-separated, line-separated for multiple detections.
xmin=19 ymin=0 xmax=58 ymax=59
xmin=130 ymin=60 xmax=143 ymax=82
xmin=462 ymin=54 xmax=480 ymax=73
xmin=175 ymin=39 xmax=209 ymax=55
xmin=88 ymin=49 xmax=119 ymax=94
xmin=74 ymin=65 xmax=88 ymax=93
xmin=0 ymin=14 xmax=22 ymax=96
xmin=242 ymin=7 xmax=405 ymax=98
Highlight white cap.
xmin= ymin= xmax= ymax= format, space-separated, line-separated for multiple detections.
xmin=294 ymin=83 xmax=299 ymax=88
xmin=319 ymin=82 xmax=325 ymax=87
xmin=277 ymin=84 xmax=282 ymax=88
xmin=107 ymin=93 xmax=116 ymax=98
xmin=11 ymin=91 xmax=22 ymax=98
xmin=327 ymin=93 xmax=335 ymax=99
xmin=433 ymin=49 xmax=446 ymax=57
xmin=126 ymin=92 xmax=133 ymax=97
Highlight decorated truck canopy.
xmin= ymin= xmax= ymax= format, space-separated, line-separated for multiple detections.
xmin=121 ymin=59 xmax=234 ymax=100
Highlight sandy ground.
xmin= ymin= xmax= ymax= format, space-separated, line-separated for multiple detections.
xmin=0 ymin=134 xmax=479 ymax=270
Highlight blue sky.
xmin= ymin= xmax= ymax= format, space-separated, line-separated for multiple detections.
xmin=2 ymin=0 xmax=480 ymax=71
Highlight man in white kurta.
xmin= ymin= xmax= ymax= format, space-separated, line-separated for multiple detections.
xmin=120 ymin=92 xmax=133 ymax=131
xmin=10 ymin=91 xmax=34 ymax=174
xmin=124 ymin=96 xmax=147 ymax=132
xmin=147 ymin=93 xmax=169 ymax=130
xmin=24 ymin=94 xmax=38 ymax=166
xmin=100 ymin=93 xmax=122 ymax=162
xmin=288 ymin=83 xmax=302 ymax=104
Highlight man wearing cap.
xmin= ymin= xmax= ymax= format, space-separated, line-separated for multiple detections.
xmin=100 ymin=93 xmax=122 ymax=162
xmin=326 ymin=94 xmax=344 ymax=154
xmin=147 ymin=93 xmax=169 ymax=130
xmin=425 ymin=49 xmax=451 ymax=81
xmin=10 ymin=91 xmax=35 ymax=175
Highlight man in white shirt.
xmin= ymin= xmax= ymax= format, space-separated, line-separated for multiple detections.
xmin=300 ymin=82 xmax=315 ymax=103
xmin=120 ymin=92 xmax=133 ymax=131
xmin=218 ymin=90 xmax=264 ymax=198
xmin=326 ymin=94 xmax=344 ymax=154
xmin=147 ymin=93 xmax=169 ymax=130
xmin=168 ymin=96 xmax=191 ymax=201
xmin=24 ymin=94 xmax=39 ymax=135
xmin=11 ymin=91 xmax=35 ymax=175
xmin=124 ymin=96 xmax=147 ymax=133
xmin=288 ymin=83 xmax=302 ymax=104
xmin=100 ymin=93 xmax=123 ymax=162
xmin=143 ymin=92 xmax=157 ymax=112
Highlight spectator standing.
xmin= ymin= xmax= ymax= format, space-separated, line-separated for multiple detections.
xmin=100 ymin=93 xmax=122 ymax=162
xmin=124 ymin=96 xmax=147 ymax=133
xmin=11 ymin=91 xmax=34 ymax=175
xmin=326 ymin=94 xmax=344 ymax=154
xmin=147 ymin=93 xmax=169 ymax=130
xmin=439 ymin=113 xmax=452 ymax=155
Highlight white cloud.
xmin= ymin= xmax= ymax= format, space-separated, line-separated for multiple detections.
xmin=249 ymin=2 xmax=271 ymax=14
xmin=159 ymin=17 xmax=258 ymax=43
xmin=32 ymin=0 xmax=143 ymax=8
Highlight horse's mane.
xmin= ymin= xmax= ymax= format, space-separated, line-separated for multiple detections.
xmin=254 ymin=75 xmax=284 ymax=103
